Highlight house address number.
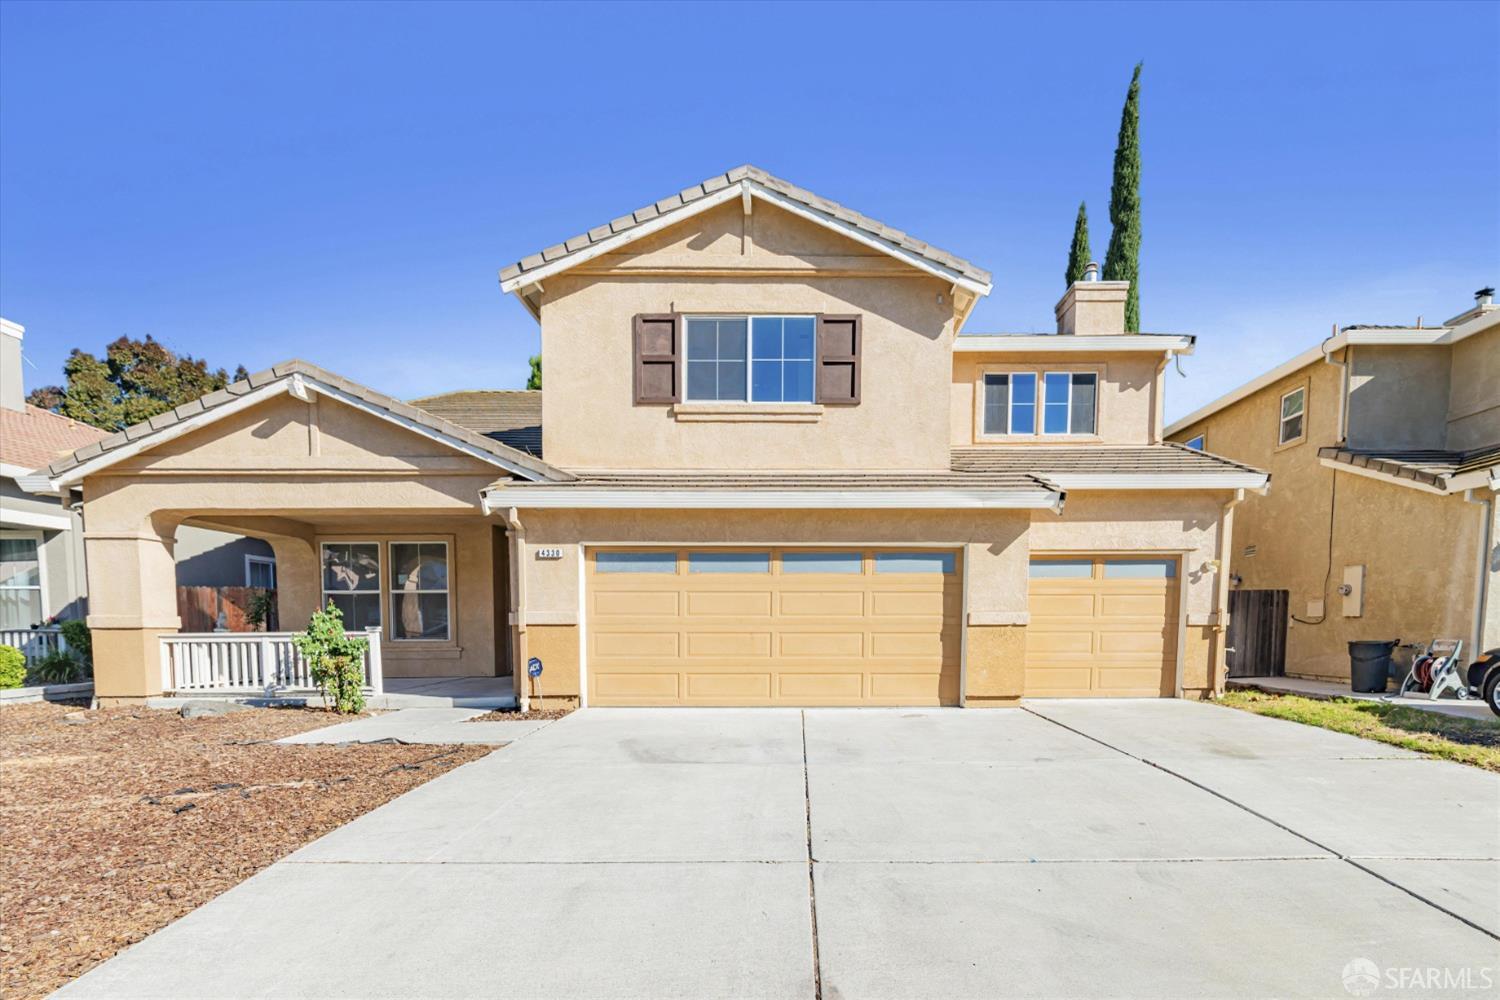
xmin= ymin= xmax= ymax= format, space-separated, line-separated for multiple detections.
xmin=535 ymin=547 xmax=564 ymax=560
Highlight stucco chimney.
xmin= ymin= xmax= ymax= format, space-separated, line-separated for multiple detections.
xmin=0 ymin=318 xmax=25 ymax=412
xmin=1054 ymin=273 xmax=1130 ymax=335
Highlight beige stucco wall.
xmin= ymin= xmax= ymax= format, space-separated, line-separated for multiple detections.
xmin=1346 ymin=344 xmax=1450 ymax=450
xmin=951 ymin=353 xmax=1165 ymax=446
xmin=78 ymin=391 xmax=509 ymax=700
xmin=1447 ymin=326 xmax=1500 ymax=451
xmin=1169 ymin=352 xmax=1494 ymax=680
xmin=537 ymin=200 xmax=958 ymax=471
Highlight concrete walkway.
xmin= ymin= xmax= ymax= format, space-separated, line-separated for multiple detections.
xmin=59 ymin=701 xmax=1500 ymax=999
xmin=1229 ymin=674 xmax=1496 ymax=719
xmin=276 ymin=707 xmax=554 ymax=745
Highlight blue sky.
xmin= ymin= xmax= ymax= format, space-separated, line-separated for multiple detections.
xmin=2 ymin=1 xmax=1495 ymax=422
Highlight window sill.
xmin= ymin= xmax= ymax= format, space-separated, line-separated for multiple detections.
xmin=672 ymin=403 xmax=824 ymax=423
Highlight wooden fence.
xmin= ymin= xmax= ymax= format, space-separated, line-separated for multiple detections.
xmin=176 ymin=587 xmax=277 ymax=632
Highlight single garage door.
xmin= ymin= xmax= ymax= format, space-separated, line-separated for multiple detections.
xmin=1025 ymin=555 xmax=1179 ymax=697
xmin=585 ymin=547 xmax=961 ymax=706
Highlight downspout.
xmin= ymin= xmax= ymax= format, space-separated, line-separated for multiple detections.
xmin=1211 ymin=488 xmax=1247 ymax=697
xmin=1465 ymin=489 xmax=1494 ymax=659
xmin=1321 ymin=328 xmax=1349 ymax=444
xmin=503 ymin=506 xmax=529 ymax=712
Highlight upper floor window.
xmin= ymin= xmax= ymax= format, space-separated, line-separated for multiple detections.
xmin=983 ymin=371 xmax=1096 ymax=436
xmin=1278 ymin=386 xmax=1306 ymax=445
xmin=685 ymin=316 xmax=814 ymax=403
xmin=1184 ymin=434 xmax=1205 ymax=451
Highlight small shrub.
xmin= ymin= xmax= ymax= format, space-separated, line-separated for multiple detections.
xmin=58 ymin=619 xmax=92 ymax=666
xmin=291 ymin=602 xmax=369 ymax=714
xmin=29 ymin=651 xmax=82 ymax=686
xmin=246 ymin=590 xmax=276 ymax=631
xmin=0 ymin=646 xmax=25 ymax=689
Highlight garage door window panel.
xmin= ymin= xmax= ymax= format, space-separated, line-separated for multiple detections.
xmin=595 ymin=551 xmax=678 ymax=574
xmin=688 ymin=551 xmax=771 ymax=574
xmin=781 ymin=551 xmax=863 ymax=574
xmin=875 ymin=551 xmax=956 ymax=574
xmin=1103 ymin=559 xmax=1177 ymax=579
xmin=1029 ymin=558 xmax=1094 ymax=579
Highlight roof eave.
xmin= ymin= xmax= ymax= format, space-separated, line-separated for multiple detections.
xmin=480 ymin=484 xmax=1062 ymax=514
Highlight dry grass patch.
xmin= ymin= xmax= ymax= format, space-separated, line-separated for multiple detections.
xmin=0 ymin=701 xmax=490 ymax=1000
xmin=1218 ymin=689 xmax=1500 ymax=772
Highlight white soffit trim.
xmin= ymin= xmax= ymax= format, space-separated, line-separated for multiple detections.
xmin=498 ymin=179 xmax=992 ymax=298
xmin=1044 ymin=472 xmax=1269 ymax=491
xmin=41 ymin=376 xmax=551 ymax=492
xmin=1 ymin=462 xmax=40 ymax=479
xmin=1318 ymin=458 xmax=1449 ymax=496
xmin=481 ymin=487 xmax=1062 ymax=514
xmin=0 ymin=506 xmax=72 ymax=530
xmin=956 ymin=335 xmax=1194 ymax=354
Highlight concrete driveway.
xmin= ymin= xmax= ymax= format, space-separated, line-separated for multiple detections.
xmin=59 ymin=701 xmax=1500 ymax=999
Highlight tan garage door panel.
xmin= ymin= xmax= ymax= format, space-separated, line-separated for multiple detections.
xmin=1026 ymin=556 xmax=1178 ymax=698
xmin=586 ymin=547 xmax=960 ymax=706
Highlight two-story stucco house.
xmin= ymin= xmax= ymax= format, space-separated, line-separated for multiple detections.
xmin=1166 ymin=291 xmax=1499 ymax=685
xmin=24 ymin=166 xmax=1267 ymax=706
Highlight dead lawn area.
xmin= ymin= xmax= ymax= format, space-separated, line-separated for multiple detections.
xmin=0 ymin=701 xmax=491 ymax=1000
xmin=1218 ymin=689 xmax=1500 ymax=772
xmin=468 ymin=705 xmax=574 ymax=722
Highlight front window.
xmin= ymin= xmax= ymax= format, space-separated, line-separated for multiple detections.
xmin=985 ymin=371 xmax=1095 ymax=436
xmin=686 ymin=316 xmax=815 ymax=403
xmin=1279 ymin=387 xmax=1306 ymax=445
xmin=390 ymin=542 xmax=450 ymax=640
xmin=321 ymin=543 xmax=381 ymax=629
xmin=0 ymin=535 xmax=43 ymax=630
xmin=245 ymin=556 xmax=276 ymax=589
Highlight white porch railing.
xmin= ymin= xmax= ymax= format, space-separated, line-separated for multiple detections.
xmin=160 ymin=627 xmax=383 ymax=696
xmin=1 ymin=627 xmax=67 ymax=666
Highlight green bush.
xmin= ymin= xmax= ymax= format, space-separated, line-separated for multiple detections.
xmin=0 ymin=646 xmax=25 ymax=689
xmin=59 ymin=619 xmax=92 ymax=666
xmin=291 ymin=602 xmax=369 ymax=714
xmin=29 ymin=651 xmax=81 ymax=686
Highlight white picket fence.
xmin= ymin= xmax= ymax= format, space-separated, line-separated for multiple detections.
xmin=0 ymin=627 xmax=68 ymax=666
xmin=160 ymin=628 xmax=383 ymax=696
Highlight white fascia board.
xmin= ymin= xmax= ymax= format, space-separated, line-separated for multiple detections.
xmin=481 ymin=487 xmax=1062 ymax=514
xmin=956 ymin=335 xmax=1194 ymax=354
xmin=1342 ymin=328 xmax=1448 ymax=346
xmin=499 ymin=180 xmax=993 ymax=300
xmin=44 ymin=376 xmax=553 ymax=491
xmin=1439 ymin=307 xmax=1499 ymax=345
xmin=0 ymin=505 xmax=72 ymax=530
xmin=1044 ymin=472 xmax=1269 ymax=491
xmin=1 ymin=462 xmax=41 ymax=479
xmin=1318 ymin=457 xmax=1449 ymax=496
xmin=1445 ymin=466 xmax=1500 ymax=493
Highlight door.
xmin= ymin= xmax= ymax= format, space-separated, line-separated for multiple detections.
xmin=585 ymin=547 xmax=961 ymax=706
xmin=1025 ymin=555 xmax=1179 ymax=697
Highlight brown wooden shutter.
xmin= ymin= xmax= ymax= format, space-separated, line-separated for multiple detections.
xmin=633 ymin=313 xmax=681 ymax=404
xmin=815 ymin=314 xmax=861 ymax=405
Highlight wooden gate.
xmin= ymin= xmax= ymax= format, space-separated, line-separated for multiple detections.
xmin=1226 ymin=589 xmax=1287 ymax=677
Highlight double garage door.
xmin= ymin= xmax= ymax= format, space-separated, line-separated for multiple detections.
xmin=585 ymin=547 xmax=961 ymax=706
xmin=584 ymin=547 xmax=1178 ymax=706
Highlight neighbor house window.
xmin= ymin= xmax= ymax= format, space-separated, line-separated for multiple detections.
xmin=984 ymin=371 xmax=1095 ymax=435
xmin=390 ymin=542 xmax=450 ymax=640
xmin=1278 ymin=386 xmax=1306 ymax=445
xmin=321 ymin=543 xmax=381 ymax=630
xmin=0 ymin=535 xmax=43 ymax=630
xmin=1184 ymin=434 xmax=1205 ymax=451
xmin=245 ymin=555 xmax=276 ymax=589
xmin=686 ymin=316 xmax=815 ymax=403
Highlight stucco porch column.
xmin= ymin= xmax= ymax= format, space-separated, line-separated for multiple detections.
xmin=84 ymin=513 xmax=183 ymax=703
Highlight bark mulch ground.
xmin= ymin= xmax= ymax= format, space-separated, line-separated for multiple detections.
xmin=468 ymin=706 xmax=574 ymax=722
xmin=0 ymin=701 xmax=492 ymax=1000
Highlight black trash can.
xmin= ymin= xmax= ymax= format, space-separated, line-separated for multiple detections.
xmin=1349 ymin=640 xmax=1398 ymax=693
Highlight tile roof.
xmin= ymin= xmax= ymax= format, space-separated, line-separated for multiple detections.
xmin=409 ymin=389 xmax=542 ymax=457
xmin=1317 ymin=444 xmax=1500 ymax=490
xmin=950 ymin=444 xmax=1267 ymax=478
xmin=40 ymin=360 xmax=569 ymax=483
xmin=0 ymin=405 xmax=109 ymax=474
xmin=498 ymin=165 xmax=992 ymax=291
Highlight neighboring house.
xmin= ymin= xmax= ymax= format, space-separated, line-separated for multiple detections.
xmin=23 ymin=166 xmax=1267 ymax=706
xmin=0 ymin=318 xmax=107 ymax=633
xmin=1166 ymin=291 xmax=1499 ymax=682
xmin=174 ymin=527 xmax=277 ymax=589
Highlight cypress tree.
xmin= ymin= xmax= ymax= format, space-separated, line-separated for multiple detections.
xmin=1102 ymin=62 xmax=1142 ymax=331
xmin=1065 ymin=202 xmax=1091 ymax=287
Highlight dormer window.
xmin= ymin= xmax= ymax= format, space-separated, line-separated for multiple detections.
xmin=982 ymin=370 xmax=1097 ymax=436
xmin=685 ymin=315 xmax=816 ymax=403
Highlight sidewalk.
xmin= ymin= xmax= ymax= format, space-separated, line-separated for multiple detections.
xmin=276 ymin=707 xmax=556 ymax=745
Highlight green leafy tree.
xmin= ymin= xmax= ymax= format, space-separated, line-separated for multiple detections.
xmin=291 ymin=602 xmax=370 ymax=714
xmin=1065 ymin=201 xmax=1092 ymax=287
xmin=526 ymin=354 xmax=542 ymax=391
xmin=1102 ymin=62 xmax=1143 ymax=331
xmin=26 ymin=335 xmax=247 ymax=431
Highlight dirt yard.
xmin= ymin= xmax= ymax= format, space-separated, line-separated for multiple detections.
xmin=0 ymin=701 xmax=491 ymax=1000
